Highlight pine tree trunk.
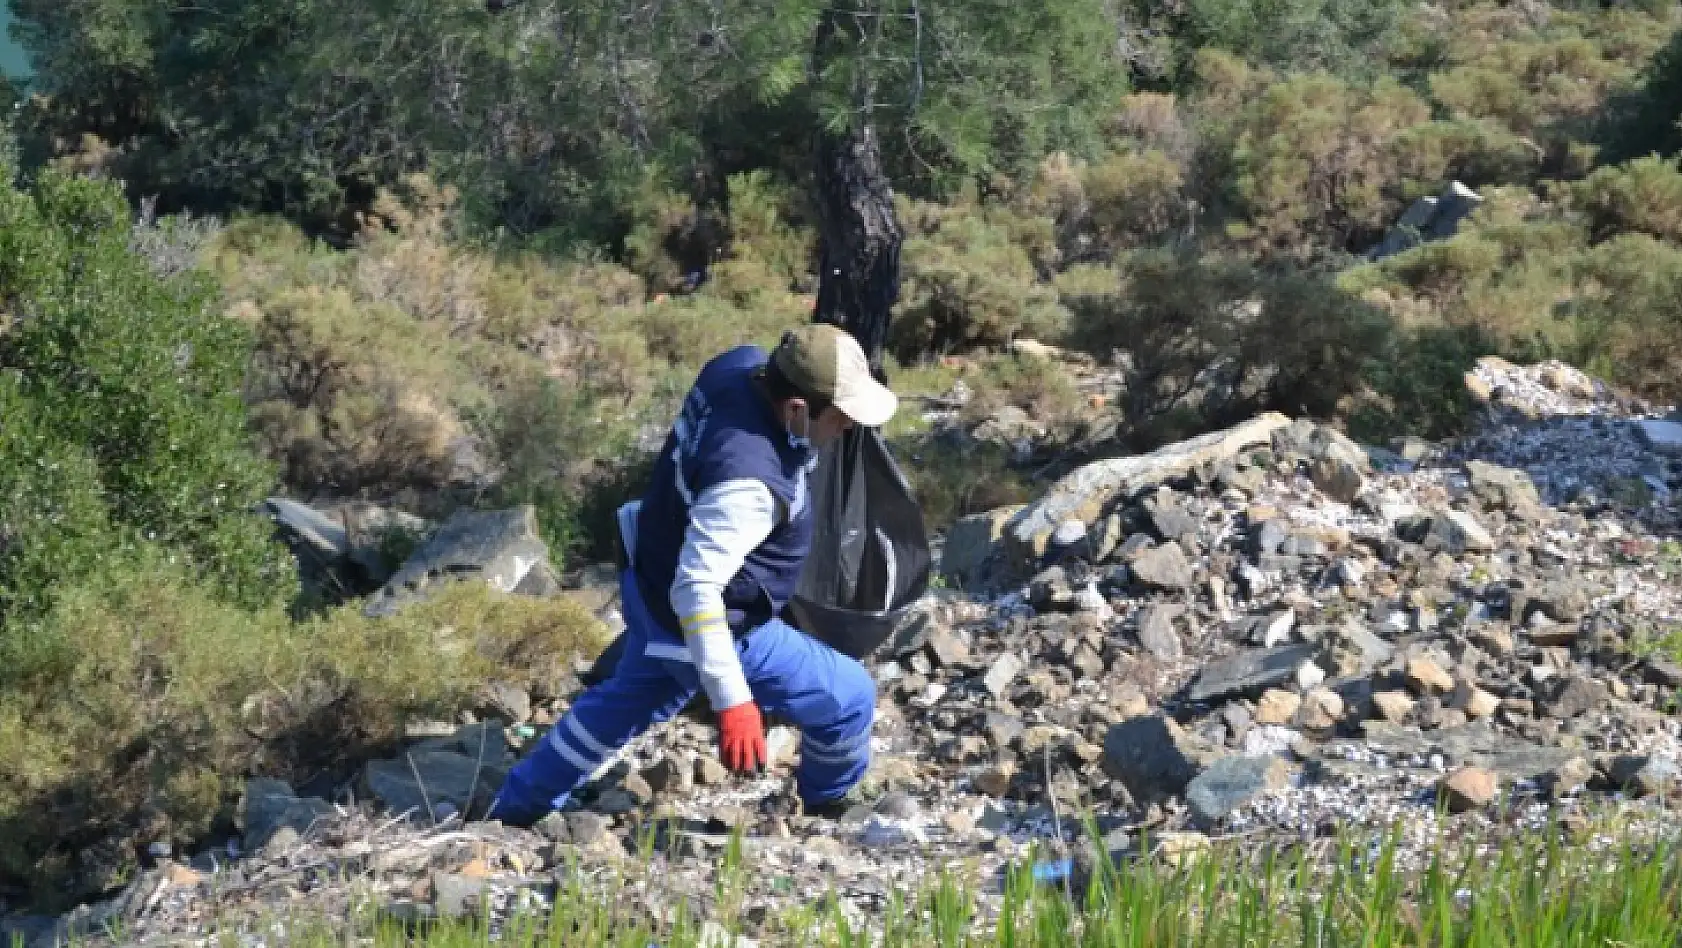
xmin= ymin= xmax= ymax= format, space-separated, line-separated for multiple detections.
xmin=810 ymin=6 xmax=903 ymax=372
xmin=813 ymin=125 xmax=902 ymax=371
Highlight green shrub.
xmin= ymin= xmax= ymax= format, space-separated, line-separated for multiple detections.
xmin=1570 ymin=232 xmax=1682 ymax=402
xmin=0 ymin=558 xmax=604 ymax=908
xmin=1224 ymin=73 xmax=1431 ymax=255
xmin=1563 ymin=155 xmax=1682 ymax=243
xmin=1065 ymin=249 xmax=1393 ymax=445
xmin=890 ymin=198 xmax=1069 ymax=359
xmin=0 ymin=171 xmax=293 ymax=625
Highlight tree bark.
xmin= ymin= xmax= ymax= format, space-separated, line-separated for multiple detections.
xmin=810 ymin=8 xmax=904 ymax=372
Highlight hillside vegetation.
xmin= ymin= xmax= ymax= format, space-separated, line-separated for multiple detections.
xmin=2 ymin=0 xmax=1682 ymax=909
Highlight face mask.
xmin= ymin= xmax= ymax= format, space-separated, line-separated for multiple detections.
xmin=787 ymin=403 xmax=812 ymax=453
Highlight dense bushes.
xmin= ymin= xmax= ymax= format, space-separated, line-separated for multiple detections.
xmin=1064 ymin=250 xmax=1392 ymax=445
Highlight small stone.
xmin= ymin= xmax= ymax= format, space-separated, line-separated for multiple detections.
xmin=432 ymin=873 xmax=489 ymax=919
xmin=983 ymin=653 xmax=1024 ymax=698
xmin=1254 ymin=690 xmax=1301 ymax=726
xmin=566 ymin=811 xmax=611 ymax=846
xmin=1130 ymin=543 xmax=1197 ymax=591
xmin=1295 ymin=660 xmax=1326 ymax=691
xmin=1543 ymin=757 xmax=1594 ymax=799
xmin=1405 ymin=657 xmax=1455 ymax=696
xmin=591 ymin=789 xmax=638 ymax=815
xmin=875 ymin=791 xmax=921 ymax=820
xmin=695 ymin=756 xmax=728 ymax=787
xmin=1310 ymin=457 xmax=1366 ymax=504
xmin=1440 ymin=767 xmax=1498 ymax=812
xmin=943 ymin=810 xmax=977 ymax=836
xmin=621 ymin=772 xmax=655 ymax=806
xmin=1371 ymin=691 xmax=1415 ymax=722
xmin=1644 ymin=658 xmax=1682 ymax=689
xmin=1253 ymin=609 xmax=1296 ymax=648
xmin=643 ymin=756 xmax=691 ymax=795
xmin=1298 ymin=688 xmax=1344 ymax=732
xmin=925 ymin=627 xmax=972 ymax=668
xmin=1135 ymin=604 xmax=1185 ymax=661
xmin=973 ymin=765 xmax=1015 ymax=797
xmin=1459 ymin=686 xmax=1500 ymax=720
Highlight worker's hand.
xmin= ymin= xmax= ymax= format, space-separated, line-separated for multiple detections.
xmin=716 ymin=701 xmax=767 ymax=774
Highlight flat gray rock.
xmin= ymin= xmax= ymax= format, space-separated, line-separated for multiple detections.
xmin=1187 ymin=643 xmax=1321 ymax=703
xmin=1186 ymin=755 xmax=1294 ymax=826
xmin=364 ymin=506 xmax=559 ymax=618
xmin=1359 ymin=721 xmax=1578 ymax=780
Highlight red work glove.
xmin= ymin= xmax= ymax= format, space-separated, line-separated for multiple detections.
xmin=717 ymin=701 xmax=767 ymax=773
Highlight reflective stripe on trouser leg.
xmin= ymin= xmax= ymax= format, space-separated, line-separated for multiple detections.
xmin=491 ymin=570 xmax=696 ymax=823
xmin=735 ymin=619 xmax=877 ymax=806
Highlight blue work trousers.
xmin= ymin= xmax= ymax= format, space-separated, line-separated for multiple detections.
xmin=490 ymin=570 xmax=876 ymax=825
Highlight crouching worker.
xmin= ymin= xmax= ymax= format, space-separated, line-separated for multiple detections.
xmin=488 ymin=324 xmax=898 ymax=826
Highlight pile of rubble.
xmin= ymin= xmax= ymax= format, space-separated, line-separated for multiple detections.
xmin=9 ymin=359 xmax=1682 ymax=946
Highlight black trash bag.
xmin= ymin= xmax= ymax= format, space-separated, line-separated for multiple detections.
xmin=786 ymin=425 xmax=931 ymax=660
xmin=581 ymin=426 xmax=929 ymax=687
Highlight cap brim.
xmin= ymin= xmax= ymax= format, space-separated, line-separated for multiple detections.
xmin=835 ymin=377 xmax=898 ymax=428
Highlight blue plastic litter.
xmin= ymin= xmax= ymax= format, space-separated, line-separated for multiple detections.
xmin=1032 ymin=859 xmax=1073 ymax=884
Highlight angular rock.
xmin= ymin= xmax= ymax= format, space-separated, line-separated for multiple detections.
xmin=925 ymin=627 xmax=972 ymax=668
xmin=1005 ymin=414 xmax=1292 ymax=564
xmin=363 ymin=748 xmax=507 ymax=820
xmin=1147 ymin=503 xmax=1199 ymax=543
xmin=1405 ymin=656 xmax=1455 ymax=696
xmin=1421 ymin=511 xmax=1494 ymax=555
xmin=1440 ymin=766 xmax=1497 ymax=812
xmin=1465 ymin=461 xmax=1541 ymax=512
xmin=983 ymin=653 xmax=1024 ymax=698
xmin=475 ymin=681 xmax=532 ymax=725
xmin=1185 ymin=755 xmax=1294 ymax=827
xmin=1542 ymin=676 xmax=1606 ymax=720
xmin=365 ymin=506 xmax=560 ymax=617
xmin=1643 ymin=658 xmax=1682 ymax=689
xmin=1298 ymin=688 xmax=1345 ymax=731
xmin=1102 ymin=714 xmax=1216 ymax=801
xmin=1542 ymin=757 xmax=1594 ymax=799
xmin=1362 ymin=721 xmax=1578 ymax=781
xmin=1135 ymin=604 xmax=1185 ymax=661
xmin=432 ymin=872 xmax=489 ymax=919
xmin=1187 ymin=644 xmax=1321 ymax=703
xmin=239 ymin=779 xmax=336 ymax=850
xmin=1255 ymin=689 xmax=1301 ymax=726
xmin=1309 ymin=457 xmax=1366 ymax=504
xmin=1130 ymin=543 xmax=1196 ymax=591
xmin=1370 ymin=691 xmax=1415 ymax=722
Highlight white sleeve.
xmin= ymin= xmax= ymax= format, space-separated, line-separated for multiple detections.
xmin=670 ymin=478 xmax=780 ymax=710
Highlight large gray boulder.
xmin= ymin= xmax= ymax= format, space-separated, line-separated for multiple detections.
xmin=1102 ymin=714 xmax=1218 ymax=802
xmin=1004 ymin=414 xmax=1291 ymax=567
xmin=1186 ymin=755 xmax=1294 ymax=826
xmin=239 ymin=778 xmax=336 ymax=850
xmin=1368 ymin=181 xmax=1483 ymax=260
xmin=364 ymin=506 xmax=561 ymax=618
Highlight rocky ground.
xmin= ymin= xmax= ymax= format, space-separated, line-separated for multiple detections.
xmin=7 ymin=356 xmax=1682 ymax=947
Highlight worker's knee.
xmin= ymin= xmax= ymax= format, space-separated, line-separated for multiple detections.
xmin=830 ymin=654 xmax=876 ymax=733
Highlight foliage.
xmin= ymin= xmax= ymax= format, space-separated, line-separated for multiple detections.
xmin=1065 ymin=249 xmax=1392 ymax=444
xmin=890 ymin=196 xmax=1068 ymax=359
xmin=1570 ymin=233 xmax=1682 ymax=403
xmin=0 ymin=559 xmax=603 ymax=907
xmin=0 ymin=170 xmax=293 ymax=650
xmin=1562 ymin=155 xmax=1682 ymax=243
